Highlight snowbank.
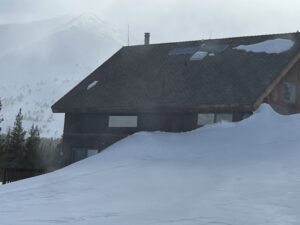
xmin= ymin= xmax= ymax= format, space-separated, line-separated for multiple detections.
xmin=234 ymin=38 xmax=294 ymax=54
xmin=0 ymin=104 xmax=300 ymax=225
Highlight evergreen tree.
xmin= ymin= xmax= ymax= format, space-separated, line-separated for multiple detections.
xmin=5 ymin=109 xmax=26 ymax=168
xmin=24 ymin=125 xmax=41 ymax=168
xmin=4 ymin=128 xmax=11 ymax=148
xmin=0 ymin=98 xmax=3 ymax=132
xmin=52 ymin=138 xmax=65 ymax=169
xmin=0 ymin=98 xmax=3 ymax=164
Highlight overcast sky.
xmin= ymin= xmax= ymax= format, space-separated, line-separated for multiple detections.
xmin=1 ymin=0 xmax=300 ymax=43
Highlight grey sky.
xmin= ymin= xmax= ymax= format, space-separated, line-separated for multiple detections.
xmin=0 ymin=0 xmax=300 ymax=43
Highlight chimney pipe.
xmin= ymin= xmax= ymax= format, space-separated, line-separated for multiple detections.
xmin=144 ymin=32 xmax=150 ymax=45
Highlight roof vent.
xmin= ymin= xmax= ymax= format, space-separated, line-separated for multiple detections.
xmin=144 ymin=32 xmax=150 ymax=45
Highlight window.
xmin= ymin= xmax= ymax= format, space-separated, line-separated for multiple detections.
xmin=87 ymin=149 xmax=99 ymax=157
xmin=215 ymin=113 xmax=232 ymax=122
xmin=197 ymin=114 xmax=215 ymax=126
xmin=284 ymin=82 xmax=296 ymax=103
xmin=73 ymin=148 xmax=99 ymax=162
xmin=169 ymin=46 xmax=200 ymax=55
xmin=108 ymin=116 xmax=138 ymax=128
xmin=73 ymin=148 xmax=87 ymax=162
xmin=190 ymin=51 xmax=208 ymax=61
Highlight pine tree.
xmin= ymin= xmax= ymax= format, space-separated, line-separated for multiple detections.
xmin=24 ymin=125 xmax=41 ymax=169
xmin=0 ymin=98 xmax=4 ymax=164
xmin=1 ymin=128 xmax=11 ymax=167
xmin=0 ymin=98 xmax=3 ymax=132
xmin=5 ymin=109 xmax=26 ymax=168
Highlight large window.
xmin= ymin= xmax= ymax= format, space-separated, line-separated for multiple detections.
xmin=215 ymin=113 xmax=232 ymax=122
xmin=198 ymin=113 xmax=233 ymax=126
xmin=197 ymin=114 xmax=215 ymax=126
xmin=108 ymin=116 xmax=138 ymax=128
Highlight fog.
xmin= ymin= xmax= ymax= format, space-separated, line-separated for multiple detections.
xmin=0 ymin=0 xmax=300 ymax=137
xmin=1 ymin=0 xmax=300 ymax=43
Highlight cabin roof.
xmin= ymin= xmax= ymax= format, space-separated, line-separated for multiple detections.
xmin=52 ymin=32 xmax=300 ymax=113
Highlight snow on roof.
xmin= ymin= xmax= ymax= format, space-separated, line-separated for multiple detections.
xmin=87 ymin=80 xmax=98 ymax=90
xmin=234 ymin=38 xmax=294 ymax=54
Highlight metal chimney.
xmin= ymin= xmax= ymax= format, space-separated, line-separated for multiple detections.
xmin=144 ymin=32 xmax=150 ymax=45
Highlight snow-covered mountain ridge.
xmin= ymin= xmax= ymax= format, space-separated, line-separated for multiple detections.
xmin=0 ymin=104 xmax=299 ymax=224
xmin=0 ymin=14 xmax=123 ymax=137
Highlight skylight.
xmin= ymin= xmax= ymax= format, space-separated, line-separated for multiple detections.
xmin=168 ymin=42 xmax=228 ymax=57
xmin=87 ymin=81 xmax=98 ymax=90
xmin=200 ymin=43 xmax=229 ymax=53
xmin=169 ymin=46 xmax=200 ymax=55
xmin=190 ymin=51 xmax=208 ymax=61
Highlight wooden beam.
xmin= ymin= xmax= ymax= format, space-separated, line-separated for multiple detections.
xmin=254 ymin=50 xmax=300 ymax=110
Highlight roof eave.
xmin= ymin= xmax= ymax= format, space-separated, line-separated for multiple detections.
xmin=51 ymin=103 xmax=255 ymax=114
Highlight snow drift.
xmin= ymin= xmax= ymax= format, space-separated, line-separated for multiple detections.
xmin=0 ymin=104 xmax=300 ymax=225
xmin=234 ymin=38 xmax=294 ymax=54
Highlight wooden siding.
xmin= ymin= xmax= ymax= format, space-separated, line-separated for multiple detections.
xmin=268 ymin=59 xmax=300 ymax=114
xmin=138 ymin=113 xmax=198 ymax=132
xmin=62 ymin=111 xmax=247 ymax=164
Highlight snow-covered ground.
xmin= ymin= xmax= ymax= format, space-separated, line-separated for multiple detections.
xmin=0 ymin=104 xmax=299 ymax=225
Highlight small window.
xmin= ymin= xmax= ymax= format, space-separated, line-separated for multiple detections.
xmin=87 ymin=81 xmax=98 ymax=90
xmin=215 ymin=113 xmax=232 ymax=122
xmin=73 ymin=148 xmax=87 ymax=162
xmin=169 ymin=46 xmax=200 ymax=55
xmin=73 ymin=148 xmax=99 ymax=162
xmin=284 ymin=82 xmax=296 ymax=103
xmin=87 ymin=149 xmax=99 ymax=157
xmin=197 ymin=114 xmax=215 ymax=126
xmin=190 ymin=51 xmax=208 ymax=61
xmin=109 ymin=116 xmax=138 ymax=128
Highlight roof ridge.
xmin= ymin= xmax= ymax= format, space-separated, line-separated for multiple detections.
xmin=124 ymin=31 xmax=300 ymax=48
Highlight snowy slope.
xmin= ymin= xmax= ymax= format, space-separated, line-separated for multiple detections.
xmin=0 ymin=14 xmax=123 ymax=137
xmin=0 ymin=104 xmax=299 ymax=225
xmin=0 ymin=16 xmax=72 ymax=58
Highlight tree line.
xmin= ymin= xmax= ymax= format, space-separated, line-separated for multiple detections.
xmin=0 ymin=98 xmax=65 ymax=170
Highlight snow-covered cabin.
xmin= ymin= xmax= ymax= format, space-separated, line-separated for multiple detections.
xmin=52 ymin=32 xmax=300 ymax=164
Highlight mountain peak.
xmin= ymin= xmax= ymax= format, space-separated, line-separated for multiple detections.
xmin=64 ymin=13 xmax=108 ymax=29
xmin=75 ymin=13 xmax=105 ymax=24
xmin=53 ymin=13 xmax=125 ymax=45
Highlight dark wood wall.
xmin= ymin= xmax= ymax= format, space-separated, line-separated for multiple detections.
xmin=62 ymin=111 xmax=247 ymax=164
xmin=268 ymin=59 xmax=300 ymax=114
xmin=138 ymin=113 xmax=198 ymax=132
xmin=62 ymin=112 xmax=200 ymax=164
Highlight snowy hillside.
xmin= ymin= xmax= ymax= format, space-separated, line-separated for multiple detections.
xmin=0 ymin=104 xmax=299 ymax=225
xmin=0 ymin=14 xmax=123 ymax=137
